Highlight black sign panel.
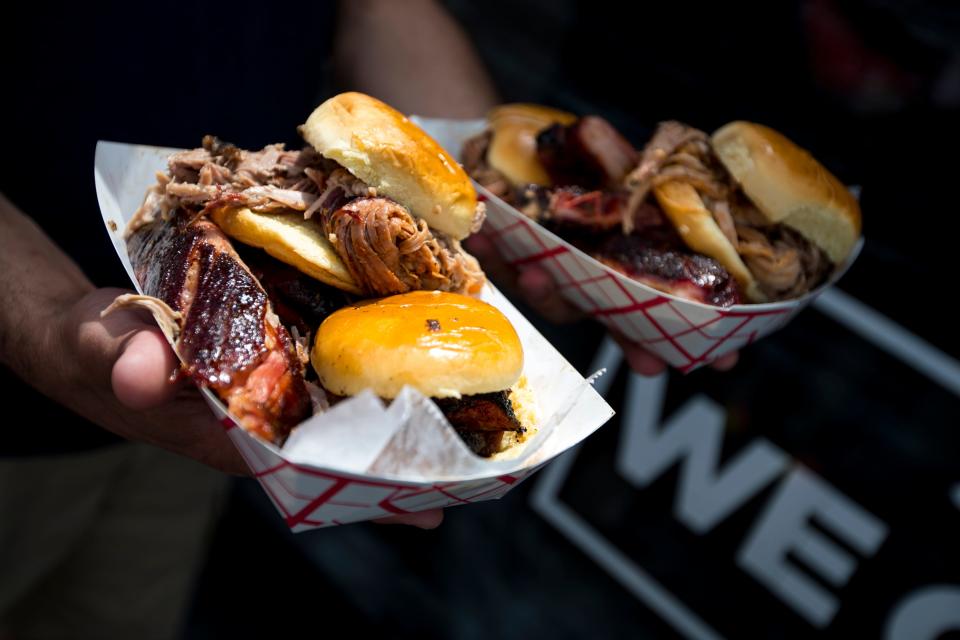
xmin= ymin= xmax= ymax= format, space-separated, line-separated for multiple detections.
xmin=536 ymin=291 xmax=960 ymax=638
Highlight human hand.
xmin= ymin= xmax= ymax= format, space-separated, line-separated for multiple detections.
xmin=465 ymin=232 xmax=583 ymax=324
xmin=610 ymin=330 xmax=739 ymax=376
xmin=48 ymin=287 xmax=249 ymax=475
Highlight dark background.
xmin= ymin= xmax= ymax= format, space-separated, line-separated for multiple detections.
xmin=187 ymin=1 xmax=960 ymax=638
xmin=4 ymin=0 xmax=959 ymax=637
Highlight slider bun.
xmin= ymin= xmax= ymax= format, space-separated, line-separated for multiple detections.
xmin=312 ymin=291 xmax=523 ymax=399
xmin=487 ymin=103 xmax=577 ymax=187
xmin=209 ymin=207 xmax=361 ymax=294
xmin=653 ymin=182 xmax=766 ymax=302
xmin=711 ymin=121 xmax=861 ymax=265
xmin=301 ymin=92 xmax=482 ymax=241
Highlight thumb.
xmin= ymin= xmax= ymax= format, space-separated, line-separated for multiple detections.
xmin=67 ymin=288 xmax=181 ymax=410
xmin=112 ymin=327 xmax=181 ymax=410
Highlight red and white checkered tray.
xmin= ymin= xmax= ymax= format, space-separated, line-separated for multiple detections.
xmin=415 ymin=118 xmax=863 ymax=373
xmin=94 ymin=141 xmax=614 ymax=531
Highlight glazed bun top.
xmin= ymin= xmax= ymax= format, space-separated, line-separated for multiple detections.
xmin=711 ymin=121 xmax=862 ymax=265
xmin=301 ymin=92 xmax=483 ymax=241
xmin=486 ymin=103 xmax=577 ymax=187
xmin=311 ymin=291 xmax=523 ymax=400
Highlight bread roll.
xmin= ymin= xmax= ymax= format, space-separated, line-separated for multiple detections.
xmin=486 ymin=103 xmax=577 ymax=187
xmin=312 ymin=291 xmax=523 ymax=399
xmin=711 ymin=121 xmax=861 ymax=265
xmin=301 ymin=92 xmax=483 ymax=241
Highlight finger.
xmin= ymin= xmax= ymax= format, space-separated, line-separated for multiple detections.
xmin=191 ymin=425 xmax=252 ymax=477
xmin=373 ymin=509 xmax=444 ymax=529
xmin=466 ymin=233 xmax=582 ymax=323
xmin=149 ymin=387 xmax=252 ymax=477
xmin=710 ymin=351 xmax=739 ymax=372
xmin=610 ymin=331 xmax=668 ymax=377
xmin=463 ymin=230 xmax=496 ymax=260
xmin=464 ymin=233 xmax=521 ymax=294
xmin=199 ymin=445 xmax=251 ymax=477
xmin=516 ymin=266 xmax=583 ymax=323
xmin=112 ymin=328 xmax=181 ymax=410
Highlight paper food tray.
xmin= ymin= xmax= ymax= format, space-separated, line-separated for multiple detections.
xmin=413 ymin=117 xmax=862 ymax=373
xmin=94 ymin=141 xmax=615 ymax=531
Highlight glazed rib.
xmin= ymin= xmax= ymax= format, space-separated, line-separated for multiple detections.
xmin=127 ymin=209 xmax=311 ymax=444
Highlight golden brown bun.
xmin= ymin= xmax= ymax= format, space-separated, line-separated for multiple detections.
xmin=711 ymin=121 xmax=862 ymax=265
xmin=486 ymin=103 xmax=577 ymax=187
xmin=210 ymin=207 xmax=362 ymax=294
xmin=301 ymin=92 xmax=482 ymax=241
xmin=312 ymin=291 xmax=523 ymax=399
xmin=653 ymin=182 xmax=766 ymax=302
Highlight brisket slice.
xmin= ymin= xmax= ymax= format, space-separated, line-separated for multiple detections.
xmin=434 ymin=390 xmax=523 ymax=433
xmin=434 ymin=390 xmax=524 ymax=458
xmin=237 ymin=244 xmax=355 ymax=337
xmin=545 ymin=218 xmax=743 ymax=307
xmin=537 ymin=116 xmax=638 ymax=189
xmin=456 ymin=431 xmax=522 ymax=458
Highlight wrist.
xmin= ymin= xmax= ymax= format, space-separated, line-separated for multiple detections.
xmin=0 ymin=291 xmax=82 ymax=406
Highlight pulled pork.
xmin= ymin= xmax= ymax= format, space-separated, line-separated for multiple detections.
xmin=132 ymin=136 xmax=486 ymax=297
xmin=322 ymin=197 xmax=484 ymax=296
xmin=464 ymin=118 xmax=835 ymax=303
xmin=626 ymin=122 xmax=832 ymax=300
xmin=129 ymin=136 xmax=331 ymax=235
xmin=733 ymin=202 xmax=832 ymax=300
xmin=624 ymin=121 xmax=729 ymax=234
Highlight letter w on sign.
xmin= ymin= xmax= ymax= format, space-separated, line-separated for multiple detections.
xmin=616 ymin=373 xmax=790 ymax=534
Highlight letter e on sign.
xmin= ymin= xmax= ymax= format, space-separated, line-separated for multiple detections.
xmin=736 ymin=466 xmax=888 ymax=628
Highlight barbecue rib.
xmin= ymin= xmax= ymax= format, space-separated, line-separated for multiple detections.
xmin=126 ymin=209 xmax=311 ymax=444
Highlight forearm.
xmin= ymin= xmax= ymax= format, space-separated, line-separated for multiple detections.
xmin=0 ymin=193 xmax=94 ymax=394
xmin=334 ymin=0 xmax=498 ymax=117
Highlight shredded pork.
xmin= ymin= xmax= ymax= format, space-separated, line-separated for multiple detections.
xmin=131 ymin=136 xmax=486 ymax=297
xmin=322 ymin=197 xmax=484 ymax=296
xmin=464 ymin=117 xmax=836 ymax=303
xmin=622 ymin=122 xmax=832 ymax=299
